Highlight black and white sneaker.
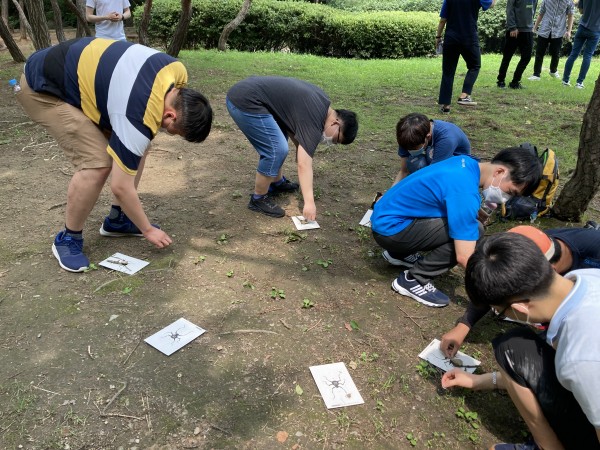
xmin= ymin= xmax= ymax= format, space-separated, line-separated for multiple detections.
xmin=391 ymin=271 xmax=449 ymax=307
xmin=457 ymin=96 xmax=477 ymax=106
xmin=248 ymin=194 xmax=285 ymax=218
xmin=382 ymin=250 xmax=423 ymax=267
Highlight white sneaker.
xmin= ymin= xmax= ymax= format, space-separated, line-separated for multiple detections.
xmin=562 ymin=80 xmax=572 ymax=87
xmin=576 ymin=82 xmax=584 ymax=89
xmin=550 ymin=71 xmax=560 ymax=78
xmin=527 ymin=75 xmax=541 ymax=81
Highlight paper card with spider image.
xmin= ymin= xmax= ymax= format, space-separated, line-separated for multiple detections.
xmin=309 ymin=362 xmax=364 ymax=409
xmin=418 ymin=338 xmax=481 ymax=374
xmin=291 ymin=216 xmax=320 ymax=230
xmin=144 ymin=318 xmax=206 ymax=356
xmin=99 ymin=252 xmax=149 ymax=275
xmin=359 ymin=208 xmax=373 ymax=227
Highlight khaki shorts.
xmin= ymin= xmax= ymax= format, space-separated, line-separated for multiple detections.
xmin=16 ymin=74 xmax=112 ymax=171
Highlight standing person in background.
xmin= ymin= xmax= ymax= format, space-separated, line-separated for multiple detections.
xmin=436 ymin=0 xmax=497 ymax=114
xmin=527 ymin=0 xmax=574 ymax=81
xmin=86 ymin=0 xmax=131 ymax=41
xmin=497 ymin=0 xmax=538 ymax=89
xmin=562 ymin=0 xmax=600 ymax=88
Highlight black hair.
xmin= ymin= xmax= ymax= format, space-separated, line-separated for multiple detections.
xmin=465 ymin=233 xmax=555 ymax=309
xmin=491 ymin=147 xmax=542 ymax=196
xmin=548 ymin=236 xmax=562 ymax=265
xmin=173 ymin=88 xmax=213 ymax=143
xmin=396 ymin=113 xmax=430 ymax=150
xmin=335 ymin=109 xmax=358 ymax=145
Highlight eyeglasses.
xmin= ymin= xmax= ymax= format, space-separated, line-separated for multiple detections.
xmin=335 ymin=124 xmax=342 ymax=144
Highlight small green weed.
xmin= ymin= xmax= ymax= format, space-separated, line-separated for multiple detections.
xmin=121 ymin=286 xmax=133 ymax=295
xmin=406 ymin=432 xmax=417 ymax=447
xmin=226 ymin=270 xmax=234 ymax=278
xmin=316 ymin=258 xmax=333 ymax=268
xmin=83 ymin=263 xmax=98 ymax=272
xmin=381 ymin=374 xmax=396 ymax=391
xmin=232 ymin=191 xmax=242 ymax=199
xmin=193 ymin=255 xmax=206 ymax=264
xmin=302 ymin=298 xmax=315 ymax=308
xmin=242 ymin=280 xmax=255 ymax=289
xmin=355 ymin=226 xmax=370 ymax=242
xmin=217 ymin=233 xmax=229 ymax=245
xmin=349 ymin=320 xmax=360 ymax=331
xmin=416 ymin=360 xmax=437 ymax=379
xmin=284 ymin=230 xmax=307 ymax=243
xmin=375 ymin=399 xmax=385 ymax=412
xmin=360 ymin=351 xmax=379 ymax=362
xmin=270 ymin=287 xmax=286 ymax=299
xmin=456 ymin=407 xmax=480 ymax=429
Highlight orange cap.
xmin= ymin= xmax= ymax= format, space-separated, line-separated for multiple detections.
xmin=508 ymin=225 xmax=555 ymax=260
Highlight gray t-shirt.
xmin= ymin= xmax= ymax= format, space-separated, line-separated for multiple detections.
xmin=227 ymin=76 xmax=330 ymax=157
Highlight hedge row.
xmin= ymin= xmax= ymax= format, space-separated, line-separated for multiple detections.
xmin=134 ymin=0 xmax=439 ymax=58
xmin=134 ymin=0 xmax=581 ymax=58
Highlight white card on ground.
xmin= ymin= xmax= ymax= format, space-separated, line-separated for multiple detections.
xmin=309 ymin=362 xmax=364 ymax=409
xmin=144 ymin=318 xmax=206 ymax=356
xmin=99 ymin=252 xmax=149 ymax=275
xmin=418 ymin=338 xmax=481 ymax=374
xmin=292 ymin=216 xmax=320 ymax=230
xmin=359 ymin=208 xmax=373 ymax=227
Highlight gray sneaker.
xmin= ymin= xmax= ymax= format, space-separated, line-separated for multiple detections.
xmin=248 ymin=194 xmax=285 ymax=218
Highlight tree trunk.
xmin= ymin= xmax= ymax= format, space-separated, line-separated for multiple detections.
xmin=18 ymin=0 xmax=28 ymax=39
xmin=1 ymin=0 xmax=8 ymax=31
xmin=137 ymin=0 xmax=152 ymax=46
xmin=218 ymin=0 xmax=252 ymax=51
xmin=552 ymin=73 xmax=600 ymax=221
xmin=0 ymin=11 xmax=25 ymax=61
xmin=49 ymin=0 xmax=66 ymax=42
xmin=10 ymin=0 xmax=32 ymax=41
xmin=23 ymin=0 xmax=51 ymax=49
xmin=166 ymin=0 xmax=191 ymax=57
xmin=64 ymin=0 xmax=91 ymax=37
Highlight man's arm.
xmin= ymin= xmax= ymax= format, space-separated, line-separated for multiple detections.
xmin=454 ymin=239 xmax=476 ymax=268
xmin=506 ymin=0 xmax=518 ymax=34
xmin=297 ymin=145 xmax=316 ymax=221
xmin=86 ymin=6 xmax=109 ymax=23
xmin=440 ymin=303 xmax=490 ymax=357
xmin=534 ymin=12 xmax=544 ymax=32
xmin=110 ymin=161 xmax=172 ymax=248
xmin=566 ymin=13 xmax=574 ymax=40
xmin=393 ymin=157 xmax=409 ymax=185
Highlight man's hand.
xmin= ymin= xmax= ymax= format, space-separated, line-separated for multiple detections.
xmin=510 ymin=29 xmax=519 ymax=38
xmin=143 ymin=227 xmax=173 ymax=248
xmin=565 ymin=30 xmax=572 ymax=42
xmin=303 ymin=201 xmax=316 ymax=222
xmin=441 ymin=369 xmax=479 ymax=389
xmin=440 ymin=323 xmax=470 ymax=358
xmin=108 ymin=11 xmax=121 ymax=22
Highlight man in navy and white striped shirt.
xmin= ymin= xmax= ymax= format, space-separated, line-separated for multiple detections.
xmin=17 ymin=38 xmax=213 ymax=272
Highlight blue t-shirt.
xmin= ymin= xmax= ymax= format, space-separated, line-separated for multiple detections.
xmin=371 ymin=155 xmax=481 ymax=239
xmin=398 ymin=119 xmax=471 ymax=164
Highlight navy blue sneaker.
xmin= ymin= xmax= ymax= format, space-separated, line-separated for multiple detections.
xmin=268 ymin=177 xmax=299 ymax=195
xmin=382 ymin=250 xmax=423 ymax=267
xmin=52 ymin=230 xmax=89 ymax=273
xmin=491 ymin=439 xmax=540 ymax=450
xmin=391 ymin=270 xmax=449 ymax=307
xmin=99 ymin=212 xmax=159 ymax=237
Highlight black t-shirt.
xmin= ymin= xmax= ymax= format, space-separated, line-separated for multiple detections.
xmin=227 ymin=76 xmax=330 ymax=157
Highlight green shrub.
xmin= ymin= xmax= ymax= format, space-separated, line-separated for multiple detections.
xmin=134 ymin=0 xmax=439 ymax=58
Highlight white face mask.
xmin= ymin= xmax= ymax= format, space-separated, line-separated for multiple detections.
xmin=482 ymin=174 xmax=512 ymax=208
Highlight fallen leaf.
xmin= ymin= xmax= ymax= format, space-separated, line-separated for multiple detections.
xmin=276 ymin=430 xmax=289 ymax=443
xmin=295 ymin=384 xmax=303 ymax=395
xmin=350 ymin=320 xmax=360 ymax=331
xmin=349 ymin=361 xmax=357 ymax=370
xmin=344 ymin=322 xmax=352 ymax=331
xmin=292 ymin=444 xmax=300 ymax=450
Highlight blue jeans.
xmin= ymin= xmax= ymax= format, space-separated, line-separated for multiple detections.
xmin=226 ymin=97 xmax=289 ymax=177
xmin=563 ymin=25 xmax=600 ymax=85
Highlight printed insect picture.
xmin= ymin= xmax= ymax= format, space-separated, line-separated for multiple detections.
xmin=418 ymin=338 xmax=481 ymax=374
xmin=309 ymin=362 xmax=364 ymax=409
xmin=144 ymin=318 xmax=206 ymax=356
xmin=99 ymin=252 xmax=149 ymax=275
xmin=292 ymin=216 xmax=320 ymax=230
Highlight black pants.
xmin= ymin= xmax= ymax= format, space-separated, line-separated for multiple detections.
xmin=498 ymin=31 xmax=534 ymax=84
xmin=493 ymin=328 xmax=600 ymax=450
xmin=438 ymin=37 xmax=481 ymax=105
xmin=532 ymin=35 xmax=563 ymax=76
xmin=373 ymin=218 xmax=483 ymax=286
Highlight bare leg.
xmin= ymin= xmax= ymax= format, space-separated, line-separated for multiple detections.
xmin=500 ymin=368 xmax=565 ymax=450
xmin=254 ymin=172 xmax=276 ymax=195
xmin=65 ymin=167 xmax=112 ymax=230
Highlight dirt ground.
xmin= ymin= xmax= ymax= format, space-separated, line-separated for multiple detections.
xmin=1 ymin=36 xmax=599 ymax=450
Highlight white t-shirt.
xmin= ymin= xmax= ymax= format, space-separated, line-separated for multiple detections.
xmin=86 ymin=0 xmax=131 ymax=41
xmin=547 ymin=269 xmax=600 ymax=427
